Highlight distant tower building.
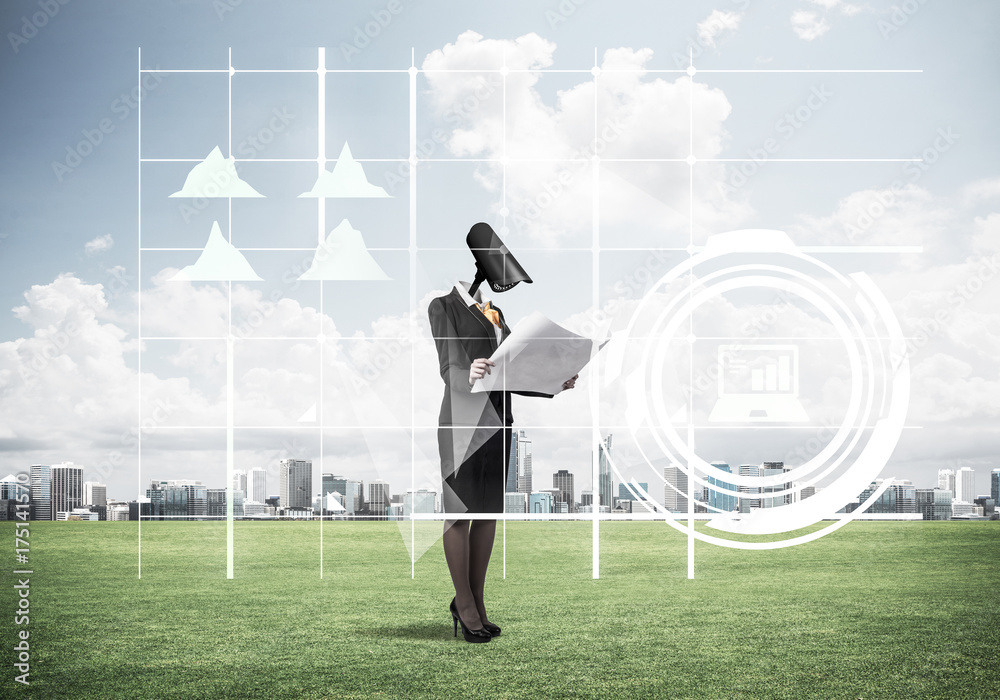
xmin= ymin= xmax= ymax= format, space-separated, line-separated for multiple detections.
xmin=505 ymin=435 xmax=519 ymax=494
xmin=279 ymin=459 xmax=312 ymax=510
xmin=233 ymin=470 xmax=247 ymax=495
xmin=580 ymin=490 xmax=593 ymax=508
xmin=528 ymin=491 xmax=553 ymax=514
xmin=760 ymin=461 xmax=790 ymax=508
xmin=955 ymin=467 xmax=975 ymax=503
xmin=553 ymin=470 xmax=575 ymax=513
xmin=916 ymin=488 xmax=953 ymax=520
xmin=738 ymin=464 xmax=760 ymax=512
xmin=889 ymin=480 xmax=916 ymax=513
xmin=83 ymin=482 xmax=107 ymax=507
xmin=322 ymin=473 xmax=336 ymax=501
xmin=403 ymin=488 xmax=436 ymax=516
xmin=598 ymin=435 xmax=613 ymax=510
xmin=937 ymin=468 xmax=956 ymax=497
xmin=207 ymin=488 xmax=227 ymax=517
xmin=618 ymin=482 xmax=649 ymax=502
xmin=515 ymin=430 xmax=533 ymax=494
xmin=663 ymin=464 xmax=688 ymax=513
xmin=708 ymin=462 xmax=738 ymax=513
xmin=992 ymin=469 xmax=999 ymax=504
xmin=30 ymin=465 xmax=52 ymax=521
xmin=51 ymin=462 xmax=83 ymax=517
xmin=248 ymin=467 xmax=267 ymax=504
xmin=368 ymin=479 xmax=390 ymax=518
xmin=505 ymin=492 xmax=527 ymax=513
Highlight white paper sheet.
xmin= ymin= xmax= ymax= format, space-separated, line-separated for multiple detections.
xmin=471 ymin=311 xmax=605 ymax=395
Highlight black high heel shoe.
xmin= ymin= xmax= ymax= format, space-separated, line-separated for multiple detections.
xmin=450 ymin=599 xmax=490 ymax=643
xmin=451 ymin=597 xmax=500 ymax=638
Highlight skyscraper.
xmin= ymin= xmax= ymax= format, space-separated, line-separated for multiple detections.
xmin=322 ymin=473 xmax=335 ymax=500
xmin=368 ymin=479 xmax=390 ymax=518
xmin=30 ymin=465 xmax=51 ymax=521
xmin=738 ymin=464 xmax=760 ymax=512
xmin=51 ymin=462 xmax=83 ymax=517
xmin=528 ymin=491 xmax=553 ymax=513
xmin=619 ymin=482 xmax=649 ymax=501
xmin=598 ymin=434 xmax=613 ymax=510
xmin=248 ymin=467 xmax=267 ymax=504
xmin=553 ymin=469 xmax=574 ymax=513
xmin=233 ymin=470 xmax=247 ymax=495
xmin=760 ymin=461 xmax=790 ymax=508
xmin=515 ymin=430 xmax=532 ymax=494
xmin=83 ymin=482 xmax=107 ymax=507
xmin=937 ymin=468 xmax=956 ymax=497
xmin=402 ymin=488 xmax=436 ymax=516
xmin=916 ymin=488 xmax=953 ymax=520
xmin=663 ymin=464 xmax=688 ymax=513
xmin=708 ymin=462 xmax=738 ymax=513
xmin=992 ymin=469 xmax=999 ymax=504
xmin=505 ymin=435 xmax=519 ymax=494
xmin=279 ymin=459 xmax=312 ymax=510
xmin=955 ymin=467 xmax=975 ymax=503
xmin=505 ymin=492 xmax=527 ymax=513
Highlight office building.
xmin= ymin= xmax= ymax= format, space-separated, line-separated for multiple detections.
xmin=83 ymin=482 xmax=107 ymax=507
xmin=322 ymin=473 xmax=336 ymax=501
xmin=580 ymin=490 xmax=593 ymax=508
xmin=619 ymin=482 xmax=649 ymax=501
xmin=30 ymin=464 xmax=52 ymax=520
xmin=738 ymin=464 xmax=760 ymax=512
xmin=323 ymin=475 xmax=363 ymax=515
xmin=368 ymin=479 xmax=390 ymax=518
xmin=598 ymin=434 xmax=613 ymax=509
xmin=760 ymin=461 xmax=790 ymax=508
xmin=973 ymin=495 xmax=995 ymax=517
xmin=505 ymin=492 xmax=527 ymax=513
xmin=403 ymin=488 xmax=436 ymax=516
xmin=515 ymin=430 xmax=533 ymax=494
xmin=147 ymin=480 xmax=208 ymax=519
xmin=51 ymin=463 xmax=83 ymax=517
xmin=505 ymin=435 xmax=519 ymax=494
xmin=992 ymin=469 xmax=999 ymax=504
xmin=955 ymin=467 xmax=975 ymax=504
xmin=708 ymin=462 xmax=738 ymax=513
xmin=529 ymin=491 xmax=553 ymax=514
xmin=280 ymin=459 xmax=312 ymax=510
xmin=233 ymin=469 xmax=247 ymax=495
xmin=248 ymin=467 xmax=267 ymax=503
xmin=857 ymin=480 xmax=916 ymax=515
xmin=663 ymin=464 xmax=688 ymax=513
xmin=56 ymin=507 xmax=98 ymax=521
xmin=207 ymin=488 xmax=227 ymax=517
xmin=553 ymin=470 xmax=574 ymax=513
xmin=108 ymin=503 xmax=130 ymax=521
xmin=937 ymin=468 xmax=956 ymax=497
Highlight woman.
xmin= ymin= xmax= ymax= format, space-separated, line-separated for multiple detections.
xmin=428 ymin=222 xmax=577 ymax=643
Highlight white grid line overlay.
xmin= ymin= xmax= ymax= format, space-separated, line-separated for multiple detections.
xmin=134 ymin=47 xmax=925 ymax=581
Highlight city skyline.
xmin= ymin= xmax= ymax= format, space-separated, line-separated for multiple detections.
xmin=10 ymin=458 xmax=995 ymax=521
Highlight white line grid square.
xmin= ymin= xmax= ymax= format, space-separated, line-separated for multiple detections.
xmin=136 ymin=46 xmax=922 ymax=580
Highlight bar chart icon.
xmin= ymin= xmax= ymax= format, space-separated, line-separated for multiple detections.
xmin=709 ymin=344 xmax=809 ymax=422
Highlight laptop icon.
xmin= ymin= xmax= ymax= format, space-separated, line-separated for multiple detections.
xmin=708 ymin=344 xmax=809 ymax=423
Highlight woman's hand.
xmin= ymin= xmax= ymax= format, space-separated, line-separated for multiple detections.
xmin=562 ymin=374 xmax=579 ymax=391
xmin=469 ymin=358 xmax=495 ymax=386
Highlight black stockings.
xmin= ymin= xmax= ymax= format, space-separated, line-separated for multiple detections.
xmin=443 ymin=519 xmax=497 ymax=629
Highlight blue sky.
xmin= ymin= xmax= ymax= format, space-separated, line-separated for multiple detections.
xmin=1 ymin=0 xmax=998 ymax=506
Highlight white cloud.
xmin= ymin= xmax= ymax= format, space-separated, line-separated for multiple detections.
xmin=697 ymin=10 xmax=743 ymax=48
xmin=791 ymin=10 xmax=831 ymax=40
xmin=84 ymin=234 xmax=114 ymax=255
xmin=421 ymin=31 xmax=751 ymax=247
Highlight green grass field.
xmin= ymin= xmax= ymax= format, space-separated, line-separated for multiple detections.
xmin=3 ymin=520 xmax=998 ymax=699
